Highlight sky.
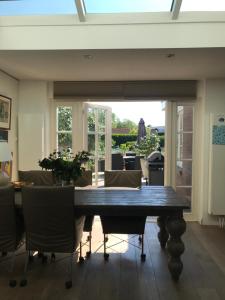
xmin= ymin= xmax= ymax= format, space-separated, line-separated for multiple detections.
xmin=97 ymin=101 xmax=165 ymax=127
xmin=0 ymin=0 xmax=224 ymax=16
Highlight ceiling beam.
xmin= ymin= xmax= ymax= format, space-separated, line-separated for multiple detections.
xmin=171 ymin=0 xmax=182 ymax=20
xmin=74 ymin=0 xmax=86 ymax=22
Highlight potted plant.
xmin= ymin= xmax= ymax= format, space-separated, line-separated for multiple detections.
xmin=39 ymin=148 xmax=89 ymax=185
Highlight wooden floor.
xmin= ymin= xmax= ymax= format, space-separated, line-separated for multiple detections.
xmin=1 ymin=220 xmax=225 ymax=300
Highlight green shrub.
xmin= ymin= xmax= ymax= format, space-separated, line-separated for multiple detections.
xmin=112 ymin=134 xmax=137 ymax=147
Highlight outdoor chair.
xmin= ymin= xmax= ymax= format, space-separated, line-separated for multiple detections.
xmin=74 ymin=170 xmax=94 ymax=258
xmin=21 ymin=185 xmax=85 ymax=289
xmin=100 ymin=170 xmax=146 ymax=261
xmin=111 ymin=153 xmax=124 ymax=170
xmin=0 ymin=184 xmax=24 ymax=287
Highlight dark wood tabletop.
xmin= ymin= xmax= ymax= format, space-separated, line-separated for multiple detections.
xmin=75 ymin=186 xmax=190 ymax=216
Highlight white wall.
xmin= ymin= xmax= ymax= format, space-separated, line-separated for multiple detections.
xmin=18 ymin=80 xmax=51 ymax=170
xmin=196 ymin=79 xmax=225 ymax=225
xmin=1 ymin=15 xmax=225 ymax=50
xmin=0 ymin=70 xmax=18 ymax=180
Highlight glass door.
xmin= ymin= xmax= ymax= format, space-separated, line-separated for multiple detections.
xmin=85 ymin=103 xmax=111 ymax=186
xmin=176 ymin=104 xmax=193 ymax=210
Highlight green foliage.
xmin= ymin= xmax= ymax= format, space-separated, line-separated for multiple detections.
xmin=112 ymin=114 xmax=138 ymax=134
xmin=112 ymin=134 xmax=137 ymax=147
xmin=119 ymin=141 xmax=136 ymax=154
xmin=57 ymin=107 xmax=72 ymax=149
xmin=159 ymin=135 xmax=165 ymax=148
xmin=39 ymin=149 xmax=90 ymax=183
xmin=135 ymin=134 xmax=160 ymax=158
xmin=58 ymin=107 xmax=72 ymax=131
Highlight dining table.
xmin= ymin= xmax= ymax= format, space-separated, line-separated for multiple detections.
xmin=15 ymin=185 xmax=190 ymax=281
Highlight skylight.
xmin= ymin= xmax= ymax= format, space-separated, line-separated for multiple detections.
xmin=84 ymin=0 xmax=172 ymax=14
xmin=181 ymin=0 xmax=225 ymax=11
xmin=0 ymin=0 xmax=77 ymax=16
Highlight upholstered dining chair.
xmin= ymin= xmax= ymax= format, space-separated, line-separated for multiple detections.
xmin=21 ymin=185 xmax=85 ymax=289
xmin=74 ymin=170 xmax=94 ymax=258
xmin=19 ymin=169 xmax=94 ymax=259
xmin=18 ymin=170 xmax=55 ymax=186
xmin=0 ymin=184 xmax=24 ymax=287
xmin=101 ymin=170 xmax=146 ymax=261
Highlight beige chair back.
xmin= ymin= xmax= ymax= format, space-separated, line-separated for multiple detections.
xmin=22 ymin=185 xmax=84 ymax=253
xmin=104 ymin=170 xmax=142 ymax=188
xmin=74 ymin=170 xmax=92 ymax=187
xmin=18 ymin=170 xmax=55 ymax=186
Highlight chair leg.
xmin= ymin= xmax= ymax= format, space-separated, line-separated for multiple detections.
xmin=140 ymin=234 xmax=146 ymax=262
xmin=138 ymin=235 xmax=142 ymax=243
xmin=103 ymin=234 xmax=109 ymax=261
xmin=86 ymin=231 xmax=92 ymax=258
xmin=9 ymin=252 xmax=17 ymax=287
xmin=79 ymin=242 xmax=84 ymax=263
xmin=20 ymin=251 xmax=29 ymax=287
xmin=65 ymin=253 xmax=73 ymax=289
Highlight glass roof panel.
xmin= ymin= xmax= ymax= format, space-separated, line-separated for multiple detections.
xmin=85 ymin=0 xmax=173 ymax=13
xmin=181 ymin=0 xmax=225 ymax=11
xmin=0 ymin=0 xmax=77 ymax=16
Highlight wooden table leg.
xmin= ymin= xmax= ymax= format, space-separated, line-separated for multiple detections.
xmin=166 ymin=215 xmax=186 ymax=281
xmin=157 ymin=216 xmax=169 ymax=249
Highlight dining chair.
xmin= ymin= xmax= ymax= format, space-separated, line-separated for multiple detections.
xmin=101 ymin=170 xmax=146 ymax=261
xmin=19 ymin=169 xmax=94 ymax=259
xmin=74 ymin=170 xmax=94 ymax=259
xmin=21 ymin=185 xmax=85 ymax=289
xmin=18 ymin=170 xmax=55 ymax=186
xmin=0 ymin=184 xmax=24 ymax=287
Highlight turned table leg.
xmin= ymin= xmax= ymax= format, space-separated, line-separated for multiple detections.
xmin=166 ymin=215 xmax=186 ymax=281
xmin=157 ymin=216 xmax=169 ymax=249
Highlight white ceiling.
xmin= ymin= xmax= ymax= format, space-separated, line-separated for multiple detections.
xmin=0 ymin=48 xmax=225 ymax=81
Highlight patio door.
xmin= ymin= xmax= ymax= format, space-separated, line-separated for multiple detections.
xmin=84 ymin=103 xmax=112 ymax=186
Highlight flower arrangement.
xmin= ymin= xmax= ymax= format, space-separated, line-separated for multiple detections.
xmin=39 ymin=149 xmax=89 ymax=184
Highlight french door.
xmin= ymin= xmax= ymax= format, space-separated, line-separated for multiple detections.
xmin=84 ymin=103 xmax=112 ymax=186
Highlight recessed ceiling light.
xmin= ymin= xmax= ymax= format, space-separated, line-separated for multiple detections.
xmin=166 ymin=53 xmax=175 ymax=58
xmin=83 ymin=54 xmax=93 ymax=60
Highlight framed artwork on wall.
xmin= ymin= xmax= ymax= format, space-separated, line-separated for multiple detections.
xmin=0 ymin=95 xmax=12 ymax=130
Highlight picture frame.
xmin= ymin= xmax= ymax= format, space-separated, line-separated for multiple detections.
xmin=0 ymin=95 xmax=12 ymax=130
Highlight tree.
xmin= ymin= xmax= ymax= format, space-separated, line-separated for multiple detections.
xmin=57 ymin=107 xmax=72 ymax=150
xmin=112 ymin=114 xmax=138 ymax=134
xmin=135 ymin=132 xmax=160 ymax=157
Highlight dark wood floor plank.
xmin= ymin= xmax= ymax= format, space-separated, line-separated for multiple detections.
xmin=1 ymin=221 xmax=225 ymax=300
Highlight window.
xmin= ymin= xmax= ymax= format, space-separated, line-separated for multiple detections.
xmin=0 ymin=0 xmax=77 ymax=16
xmin=85 ymin=0 xmax=172 ymax=13
xmin=176 ymin=105 xmax=193 ymax=209
xmin=56 ymin=106 xmax=72 ymax=152
xmin=181 ymin=0 xmax=225 ymax=12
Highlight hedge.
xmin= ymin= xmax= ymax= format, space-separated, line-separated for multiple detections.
xmin=159 ymin=136 xmax=164 ymax=147
xmin=112 ymin=134 xmax=137 ymax=146
xmin=112 ymin=133 xmax=165 ymax=148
